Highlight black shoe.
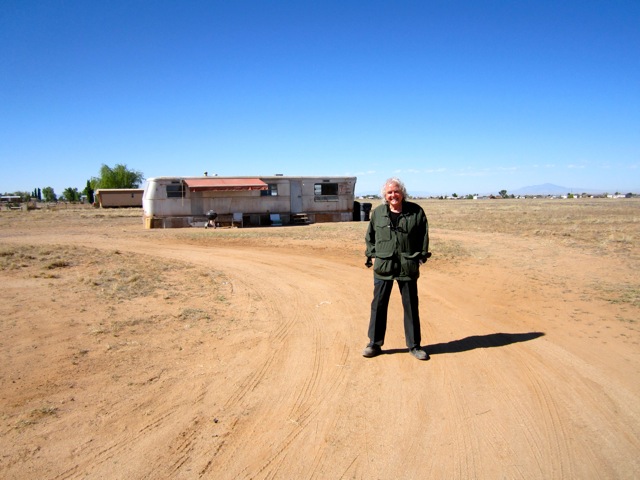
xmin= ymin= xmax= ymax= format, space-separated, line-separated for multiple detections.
xmin=362 ymin=345 xmax=382 ymax=358
xmin=410 ymin=347 xmax=428 ymax=360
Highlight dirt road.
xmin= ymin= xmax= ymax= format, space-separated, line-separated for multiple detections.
xmin=1 ymin=209 xmax=638 ymax=478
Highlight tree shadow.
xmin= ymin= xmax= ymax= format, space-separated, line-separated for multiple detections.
xmin=383 ymin=332 xmax=545 ymax=356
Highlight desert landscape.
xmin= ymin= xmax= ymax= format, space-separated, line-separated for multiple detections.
xmin=1 ymin=198 xmax=639 ymax=479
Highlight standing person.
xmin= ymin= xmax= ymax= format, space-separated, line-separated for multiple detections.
xmin=363 ymin=178 xmax=430 ymax=360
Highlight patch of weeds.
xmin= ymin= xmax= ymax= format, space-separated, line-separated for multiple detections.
xmin=595 ymin=282 xmax=640 ymax=309
xmin=45 ymin=260 xmax=71 ymax=269
xmin=15 ymin=405 xmax=60 ymax=429
xmin=33 ymin=272 xmax=61 ymax=279
xmin=431 ymin=239 xmax=469 ymax=262
xmin=32 ymin=405 xmax=59 ymax=418
xmin=72 ymin=349 xmax=90 ymax=364
xmin=0 ymin=247 xmax=36 ymax=270
xmin=90 ymin=327 xmax=108 ymax=336
xmin=96 ymin=267 xmax=155 ymax=300
xmin=179 ymin=308 xmax=211 ymax=321
xmin=14 ymin=418 xmax=37 ymax=429
xmin=1 ymin=245 xmax=82 ymax=273
xmin=90 ymin=256 xmax=194 ymax=301
xmin=617 ymin=285 xmax=640 ymax=308
xmin=615 ymin=316 xmax=637 ymax=325
xmin=215 ymin=294 xmax=228 ymax=303
xmin=111 ymin=317 xmax=152 ymax=333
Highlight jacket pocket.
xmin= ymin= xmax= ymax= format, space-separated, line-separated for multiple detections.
xmin=373 ymin=254 xmax=396 ymax=276
xmin=400 ymin=252 xmax=421 ymax=277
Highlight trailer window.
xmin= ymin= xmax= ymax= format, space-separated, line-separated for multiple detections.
xmin=166 ymin=183 xmax=186 ymax=198
xmin=314 ymin=183 xmax=338 ymax=195
xmin=260 ymin=183 xmax=278 ymax=196
xmin=314 ymin=182 xmax=339 ymax=201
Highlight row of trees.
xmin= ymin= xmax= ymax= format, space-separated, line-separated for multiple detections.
xmin=7 ymin=164 xmax=144 ymax=203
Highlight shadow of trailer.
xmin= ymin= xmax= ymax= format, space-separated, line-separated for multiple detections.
xmin=142 ymin=176 xmax=357 ymax=228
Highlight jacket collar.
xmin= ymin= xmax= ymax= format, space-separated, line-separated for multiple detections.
xmin=385 ymin=200 xmax=405 ymax=216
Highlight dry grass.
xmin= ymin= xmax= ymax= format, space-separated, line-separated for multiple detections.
xmin=0 ymin=242 xmax=230 ymax=305
xmin=416 ymin=198 xmax=640 ymax=255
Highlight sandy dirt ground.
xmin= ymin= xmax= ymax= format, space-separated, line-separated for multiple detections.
xmin=1 ymin=204 xmax=639 ymax=479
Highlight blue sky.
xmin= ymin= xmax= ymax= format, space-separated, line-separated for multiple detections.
xmin=1 ymin=0 xmax=638 ymax=196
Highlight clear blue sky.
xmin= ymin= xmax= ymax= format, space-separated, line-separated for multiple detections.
xmin=2 ymin=0 xmax=638 ymax=196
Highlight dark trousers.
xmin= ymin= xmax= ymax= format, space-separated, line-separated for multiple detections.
xmin=368 ymin=278 xmax=422 ymax=349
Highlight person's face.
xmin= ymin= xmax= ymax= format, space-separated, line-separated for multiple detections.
xmin=384 ymin=183 xmax=403 ymax=208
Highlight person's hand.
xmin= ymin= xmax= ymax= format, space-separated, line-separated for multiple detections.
xmin=365 ymin=257 xmax=373 ymax=268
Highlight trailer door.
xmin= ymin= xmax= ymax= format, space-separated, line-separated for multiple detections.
xmin=290 ymin=180 xmax=303 ymax=213
xmin=190 ymin=191 xmax=204 ymax=215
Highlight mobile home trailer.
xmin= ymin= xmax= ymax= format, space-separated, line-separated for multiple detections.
xmin=143 ymin=175 xmax=357 ymax=228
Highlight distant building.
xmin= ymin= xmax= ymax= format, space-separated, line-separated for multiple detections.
xmin=94 ymin=189 xmax=144 ymax=208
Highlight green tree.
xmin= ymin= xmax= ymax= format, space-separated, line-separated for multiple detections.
xmin=83 ymin=180 xmax=94 ymax=204
xmin=499 ymin=189 xmax=508 ymax=198
xmin=12 ymin=191 xmax=31 ymax=201
xmin=91 ymin=164 xmax=144 ymax=189
xmin=62 ymin=187 xmax=80 ymax=202
xmin=42 ymin=187 xmax=57 ymax=202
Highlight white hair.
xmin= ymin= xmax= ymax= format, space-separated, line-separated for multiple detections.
xmin=380 ymin=177 xmax=408 ymax=204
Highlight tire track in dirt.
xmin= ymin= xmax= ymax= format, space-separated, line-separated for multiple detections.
xmin=421 ymin=238 xmax=639 ymax=479
xmin=54 ymin=370 xmax=224 ymax=479
xmin=113 ymin=242 xmax=360 ymax=478
xmin=422 ymin=274 xmax=572 ymax=479
xmin=164 ymin=415 xmax=201 ymax=476
xmin=52 ymin=405 xmax=179 ymax=479
xmin=520 ymin=361 xmax=575 ymax=478
xmin=208 ymin=258 xmax=356 ymax=479
xmin=210 ymin=253 xmax=372 ymax=478
xmin=258 ymin=341 xmax=353 ymax=480
xmin=107 ymin=244 xmax=315 ymax=477
xmin=26 ymin=235 xmax=355 ymax=479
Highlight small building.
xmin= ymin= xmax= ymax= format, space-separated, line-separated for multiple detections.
xmin=1 ymin=195 xmax=22 ymax=210
xmin=142 ymin=175 xmax=357 ymax=228
xmin=95 ymin=188 xmax=144 ymax=208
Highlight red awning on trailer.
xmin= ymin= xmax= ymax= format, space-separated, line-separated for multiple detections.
xmin=183 ymin=178 xmax=268 ymax=192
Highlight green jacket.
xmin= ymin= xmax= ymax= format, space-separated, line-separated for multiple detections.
xmin=365 ymin=201 xmax=430 ymax=281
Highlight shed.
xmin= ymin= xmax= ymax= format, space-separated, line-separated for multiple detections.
xmin=95 ymin=189 xmax=144 ymax=208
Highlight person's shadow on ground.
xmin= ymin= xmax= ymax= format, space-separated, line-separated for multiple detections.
xmin=383 ymin=332 xmax=545 ymax=356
